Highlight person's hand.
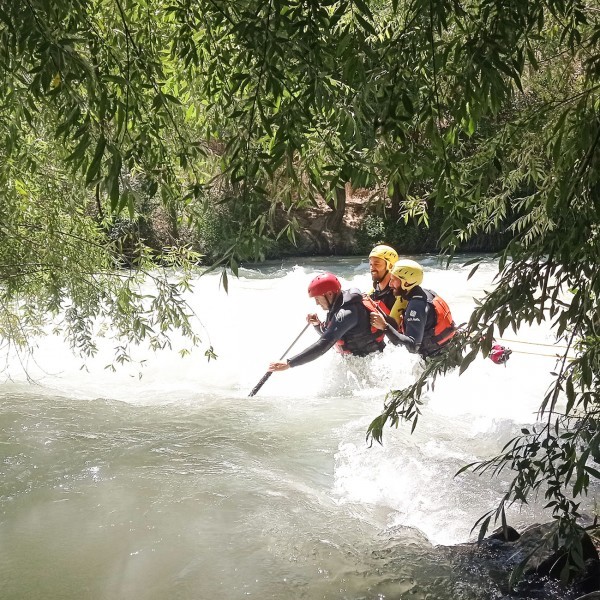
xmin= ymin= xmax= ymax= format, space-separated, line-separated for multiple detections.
xmin=307 ymin=313 xmax=321 ymax=326
xmin=269 ymin=361 xmax=290 ymax=372
xmin=370 ymin=313 xmax=387 ymax=331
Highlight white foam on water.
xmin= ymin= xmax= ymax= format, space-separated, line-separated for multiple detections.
xmin=0 ymin=256 xmax=575 ymax=550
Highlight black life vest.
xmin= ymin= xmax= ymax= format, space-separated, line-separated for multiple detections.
xmin=326 ymin=290 xmax=387 ymax=356
xmin=370 ymin=284 xmax=396 ymax=312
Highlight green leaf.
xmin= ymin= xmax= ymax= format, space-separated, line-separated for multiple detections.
xmin=107 ymin=152 xmax=122 ymax=212
xmin=565 ymin=376 xmax=576 ymax=414
xmin=467 ymin=263 xmax=480 ymax=280
xmin=401 ymin=94 xmax=414 ymax=116
xmin=230 ymin=257 xmax=239 ymax=277
xmin=221 ymin=268 xmax=229 ymax=293
xmin=162 ymin=93 xmax=182 ymax=105
xmin=477 ymin=515 xmax=492 ymax=544
xmin=459 ymin=347 xmax=478 ymax=375
xmin=85 ymin=134 xmax=106 ymax=186
xmin=584 ymin=465 xmax=600 ymax=480
xmin=66 ymin=134 xmax=91 ymax=163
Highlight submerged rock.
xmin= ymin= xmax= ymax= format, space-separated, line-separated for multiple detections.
xmin=433 ymin=523 xmax=600 ymax=599
xmin=521 ymin=527 xmax=600 ymax=597
xmin=486 ymin=525 xmax=521 ymax=543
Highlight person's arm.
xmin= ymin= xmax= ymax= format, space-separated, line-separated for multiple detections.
xmin=283 ymin=306 xmax=359 ymax=368
xmin=269 ymin=312 xmax=330 ymax=372
xmin=372 ymin=299 xmax=428 ymax=354
xmin=383 ymin=323 xmax=419 ymax=352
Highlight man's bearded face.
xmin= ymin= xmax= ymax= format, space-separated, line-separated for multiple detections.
xmin=369 ymin=257 xmax=388 ymax=283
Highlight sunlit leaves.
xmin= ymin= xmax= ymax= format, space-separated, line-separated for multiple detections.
xmin=1 ymin=3 xmax=600 ymax=579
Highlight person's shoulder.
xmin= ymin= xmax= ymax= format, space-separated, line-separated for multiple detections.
xmin=408 ymin=286 xmax=427 ymax=302
xmin=336 ymin=289 xmax=364 ymax=316
xmin=343 ymin=288 xmax=363 ymax=302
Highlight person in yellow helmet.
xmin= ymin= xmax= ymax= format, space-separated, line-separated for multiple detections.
xmin=370 ymin=259 xmax=457 ymax=359
xmin=367 ymin=244 xmax=406 ymax=325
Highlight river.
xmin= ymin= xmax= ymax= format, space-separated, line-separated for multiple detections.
xmin=0 ymin=256 xmax=580 ymax=599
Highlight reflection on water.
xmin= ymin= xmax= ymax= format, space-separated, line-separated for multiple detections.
xmin=0 ymin=256 xmax=583 ymax=599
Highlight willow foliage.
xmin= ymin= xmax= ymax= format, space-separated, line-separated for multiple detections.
xmin=362 ymin=0 xmax=600 ymax=583
xmin=1 ymin=0 xmax=599 ymax=582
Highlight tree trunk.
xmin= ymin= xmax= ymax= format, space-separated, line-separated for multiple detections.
xmin=390 ymin=184 xmax=404 ymax=217
xmin=326 ymin=185 xmax=346 ymax=231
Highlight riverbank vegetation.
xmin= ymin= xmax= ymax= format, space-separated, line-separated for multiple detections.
xmin=1 ymin=0 xmax=599 ymax=588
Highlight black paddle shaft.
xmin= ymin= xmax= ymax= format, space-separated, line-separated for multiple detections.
xmin=248 ymin=371 xmax=273 ymax=397
xmin=248 ymin=323 xmax=311 ymax=397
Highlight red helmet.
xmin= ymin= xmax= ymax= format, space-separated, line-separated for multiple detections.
xmin=308 ymin=273 xmax=341 ymax=297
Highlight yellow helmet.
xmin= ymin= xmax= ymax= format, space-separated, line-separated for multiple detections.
xmin=390 ymin=259 xmax=423 ymax=291
xmin=368 ymin=245 xmax=398 ymax=271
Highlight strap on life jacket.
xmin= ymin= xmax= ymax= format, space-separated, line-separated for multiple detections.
xmin=363 ymin=295 xmax=389 ymax=342
xmin=335 ymin=295 xmax=389 ymax=352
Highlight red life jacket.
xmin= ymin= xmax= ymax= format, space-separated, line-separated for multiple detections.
xmin=429 ymin=294 xmax=456 ymax=346
xmin=335 ymin=295 xmax=390 ymax=354
xmin=399 ymin=289 xmax=456 ymax=352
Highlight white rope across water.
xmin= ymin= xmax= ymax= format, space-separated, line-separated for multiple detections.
xmin=495 ymin=337 xmax=577 ymax=360
xmin=496 ymin=337 xmax=569 ymax=349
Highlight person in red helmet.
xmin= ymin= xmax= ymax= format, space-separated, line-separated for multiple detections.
xmin=269 ymin=272 xmax=386 ymax=372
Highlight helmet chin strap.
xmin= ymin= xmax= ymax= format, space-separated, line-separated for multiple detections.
xmin=374 ymin=270 xmax=390 ymax=286
xmin=324 ymin=291 xmax=339 ymax=310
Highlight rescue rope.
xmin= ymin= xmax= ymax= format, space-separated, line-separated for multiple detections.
xmin=496 ymin=337 xmax=570 ymax=349
xmin=508 ymin=348 xmax=576 ymax=360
